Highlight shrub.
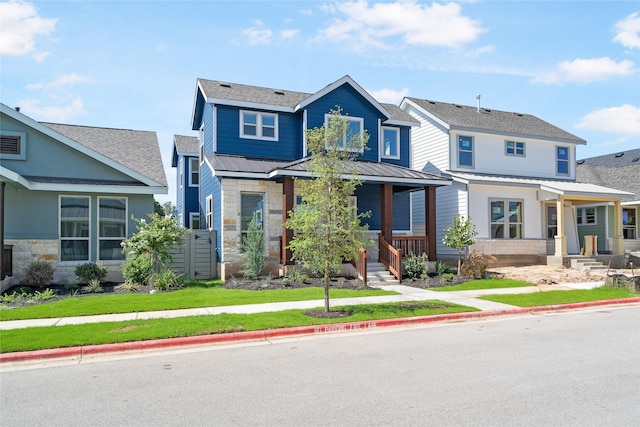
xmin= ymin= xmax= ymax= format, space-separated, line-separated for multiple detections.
xmin=24 ymin=260 xmax=55 ymax=287
xmin=149 ymin=268 xmax=181 ymax=291
xmin=83 ymin=279 xmax=104 ymax=293
xmin=441 ymin=272 xmax=456 ymax=282
xmin=434 ymin=260 xmax=453 ymax=276
xmin=74 ymin=262 xmax=108 ymax=284
xmin=33 ymin=288 xmax=57 ymax=301
xmin=460 ymin=250 xmax=497 ymax=279
xmin=287 ymin=266 xmax=309 ymax=284
xmin=403 ymin=252 xmax=429 ymax=280
xmin=240 ymin=215 xmax=265 ymax=279
xmin=122 ymin=254 xmax=154 ymax=285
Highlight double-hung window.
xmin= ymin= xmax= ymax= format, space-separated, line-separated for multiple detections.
xmin=240 ymin=193 xmax=264 ymax=243
xmin=505 ymin=140 xmax=525 ymax=157
xmin=190 ymin=213 xmax=201 ymax=230
xmin=623 ymin=208 xmax=637 ymax=239
xmin=381 ymin=127 xmax=399 ymax=159
xmin=60 ymin=196 xmax=90 ymax=261
xmin=490 ymin=199 xmax=523 ymax=239
xmin=457 ymin=135 xmax=474 ymax=168
xmin=99 ymin=197 xmax=126 ymax=261
xmin=240 ymin=111 xmax=278 ymax=141
xmin=189 ymin=158 xmax=199 ymax=186
xmin=324 ymin=114 xmax=364 ymax=152
xmin=557 ymin=146 xmax=569 ymax=175
xmin=577 ymin=207 xmax=596 ymax=225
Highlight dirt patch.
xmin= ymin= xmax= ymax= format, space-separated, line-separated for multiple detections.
xmin=486 ymin=265 xmax=608 ymax=285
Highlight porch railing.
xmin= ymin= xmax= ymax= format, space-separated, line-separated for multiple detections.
xmin=392 ymin=236 xmax=429 ymax=259
xmin=355 ymin=247 xmax=369 ymax=284
xmin=379 ymin=236 xmax=403 ymax=283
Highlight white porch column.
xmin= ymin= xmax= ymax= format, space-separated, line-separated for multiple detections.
xmin=611 ymin=200 xmax=624 ymax=255
xmin=554 ymin=197 xmax=567 ymax=257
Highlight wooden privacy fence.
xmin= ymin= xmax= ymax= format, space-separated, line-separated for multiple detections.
xmin=167 ymin=230 xmax=217 ymax=280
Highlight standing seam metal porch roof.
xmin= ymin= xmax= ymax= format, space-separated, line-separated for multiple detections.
xmin=206 ymin=154 xmax=451 ymax=186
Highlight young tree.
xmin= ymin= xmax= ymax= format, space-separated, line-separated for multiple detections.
xmin=285 ymin=108 xmax=371 ymax=312
xmin=442 ymin=215 xmax=478 ymax=274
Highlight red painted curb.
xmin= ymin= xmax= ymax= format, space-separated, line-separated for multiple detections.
xmin=2 ymin=298 xmax=639 ymax=363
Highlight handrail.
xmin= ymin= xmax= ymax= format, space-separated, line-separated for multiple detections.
xmin=355 ymin=247 xmax=369 ymax=284
xmin=379 ymin=235 xmax=402 ymax=283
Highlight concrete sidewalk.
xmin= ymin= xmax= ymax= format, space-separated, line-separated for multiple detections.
xmin=0 ymin=281 xmax=606 ymax=331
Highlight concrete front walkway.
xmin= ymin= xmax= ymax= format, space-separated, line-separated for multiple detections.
xmin=0 ymin=281 xmax=606 ymax=331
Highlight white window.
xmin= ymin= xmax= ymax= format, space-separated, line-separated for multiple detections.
xmin=205 ymin=196 xmax=213 ymax=230
xmin=189 ymin=158 xmax=199 ymax=187
xmin=577 ymin=207 xmax=596 ymax=225
xmin=190 ymin=213 xmax=200 ymax=230
xmin=60 ymin=196 xmax=90 ymax=261
xmin=199 ymin=124 xmax=205 ymax=165
xmin=381 ymin=127 xmax=399 ymax=159
xmin=98 ymin=197 xmax=127 ymax=261
xmin=457 ymin=135 xmax=474 ymax=168
xmin=241 ymin=193 xmax=264 ymax=241
xmin=505 ymin=140 xmax=525 ymax=157
xmin=490 ymin=199 xmax=523 ymax=239
xmin=556 ymin=146 xmax=570 ymax=176
xmin=324 ymin=114 xmax=364 ymax=152
xmin=240 ymin=110 xmax=278 ymax=141
xmin=179 ymin=157 xmax=183 ymax=188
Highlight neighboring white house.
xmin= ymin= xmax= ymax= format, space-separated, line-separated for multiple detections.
xmin=400 ymin=97 xmax=633 ymax=265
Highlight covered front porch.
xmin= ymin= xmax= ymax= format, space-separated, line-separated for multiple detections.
xmin=277 ymin=162 xmax=450 ymax=283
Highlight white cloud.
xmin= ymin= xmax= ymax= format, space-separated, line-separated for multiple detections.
xmin=465 ymin=44 xmax=494 ymax=58
xmin=280 ymin=29 xmax=299 ymax=39
xmin=32 ymin=50 xmax=49 ymax=62
xmin=17 ymin=97 xmax=85 ymax=122
xmin=576 ymin=104 xmax=640 ymax=135
xmin=242 ymin=21 xmax=273 ymax=45
xmin=0 ymin=0 xmax=56 ymax=56
xmin=532 ymin=57 xmax=635 ymax=84
xmin=317 ymin=0 xmax=485 ymax=49
xmin=26 ymin=73 xmax=92 ymax=90
xmin=368 ymin=87 xmax=410 ymax=104
xmin=613 ymin=12 xmax=640 ymax=49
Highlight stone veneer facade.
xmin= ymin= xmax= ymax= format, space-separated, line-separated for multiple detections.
xmin=3 ymin=238 xmax=125 ymax=286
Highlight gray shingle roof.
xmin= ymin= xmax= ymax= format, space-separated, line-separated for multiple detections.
xmin=577 ymin=149 xmax=640 ymax=200
xmin=207 ymin=154 xmax=450 ymax=186
xmin=42 ymin=122 xmax=167 ymax=187
xmin=198 ymin=79 xmax=309 ymax=109
xmin=405 ymin=97 xmax=586 ymax=143
xmin=173 ymin=134 xmax=199 ymax=155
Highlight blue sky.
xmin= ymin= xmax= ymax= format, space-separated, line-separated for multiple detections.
xmin=1 ymin=0 xmax=639 ymax=205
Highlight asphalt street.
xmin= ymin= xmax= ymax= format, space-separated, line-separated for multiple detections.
xmin=1 ymin=306 xmax=639 ymax=426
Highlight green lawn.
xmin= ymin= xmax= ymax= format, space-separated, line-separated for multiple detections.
xmin=480 ymin=285 xmax=637 ymax=307
xmin=0 ymin=300 xmax=478 ymax=353
xmin=432 ymin=278 xmax=534 ymax=292
xmin=0 ymin=285 xmax=396 ymax=321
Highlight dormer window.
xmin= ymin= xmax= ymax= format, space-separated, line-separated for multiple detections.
xmin=381 ymin=127 xmax=400 ymax=159
xmin=240 ymin=110 xmax=278 ymax=141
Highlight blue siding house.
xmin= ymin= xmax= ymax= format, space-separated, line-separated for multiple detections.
xmin=189 ymin=75 xmax=450 ymax=279
xmin=0 ymin=103 xmax=167 ymax=287
xmin=171 ymin=135 xmax=200 ymax=228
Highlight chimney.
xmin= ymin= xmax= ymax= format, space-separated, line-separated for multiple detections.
xmin=476 ymin=95 xmax=481 ymax=113
xmin=15 ymin=107 xmax=20 ymax=112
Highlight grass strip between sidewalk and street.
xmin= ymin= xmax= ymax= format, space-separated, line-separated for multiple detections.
xmin=0 ymin=286 xmax=396 ymax=321
xmin=431 ymin=278 xmax=535 ymax=292
xmin=0 ymin=300 xmax=477 ymax=353
xmin=479 ymin=285 xmax=636 ymax=307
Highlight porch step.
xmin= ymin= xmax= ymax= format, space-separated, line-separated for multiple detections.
xmin=570 ymin=258 xmax=608 ymax=271
xmin=366 ymin=262 xmax=400 ymax=285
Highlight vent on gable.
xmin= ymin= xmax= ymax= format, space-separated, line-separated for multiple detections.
xmin=615 ymin=152 xmax=624 ymax=158
xmin=219 ymin=83 xmax=231 ymax=88
xmin=0 ymin=135 xmax=21 ymax=155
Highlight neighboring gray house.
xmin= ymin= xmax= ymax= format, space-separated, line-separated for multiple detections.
xmin=576 ymin=149 xmax=640 ymax=253
xmin=0 ymin=103 xmax=167 ymax=286
xmin=400 ymin=97 xmax=633 ymax=265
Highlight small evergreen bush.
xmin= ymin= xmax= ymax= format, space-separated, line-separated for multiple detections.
xmin=403 ymin=252 xmax=429 ymax=280
xmin=240 ymin=215 xmax=265 ymax=279
xmin=149 ymin=268 xmax=181 ymax=290
xmin=74 ymin=262 xmax=107 ymax=284
xmin=122 ymin=254 xmax=153 ymax=285
xmin=24 ymin=260 xmax=55 ymax=287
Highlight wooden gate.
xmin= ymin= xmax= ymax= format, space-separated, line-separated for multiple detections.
xmin=167 ymin=230 xmax=217 ymax=280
